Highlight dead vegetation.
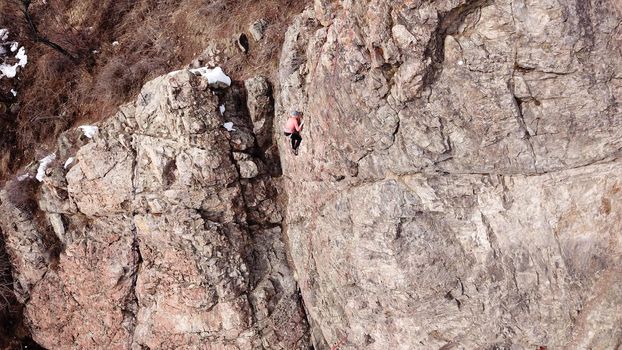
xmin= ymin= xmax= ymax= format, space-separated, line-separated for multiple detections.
xmin=4 ymin=177 xmax=40 ymax=216
xmin=0 ymin=0 xmax=309 ymax=182
xmin=0 ymin=236 xmax=15 ymax=319
xmin=0 ymin=229 xmax=43 ymax=350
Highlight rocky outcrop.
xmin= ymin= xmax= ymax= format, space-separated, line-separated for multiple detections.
xmin=1 ymin=0 xmax=621 ymax=349
xmin=278 ymin=0 xmax=621 ymax=349
xmin=0 ymin=71 xmax=309 ymax=349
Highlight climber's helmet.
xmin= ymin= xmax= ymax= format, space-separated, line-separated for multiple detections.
xmin=291 ymin=110 xmax=302 ymax=118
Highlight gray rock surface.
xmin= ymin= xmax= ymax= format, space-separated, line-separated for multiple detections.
xmin=0 ymin=0 xmax=621 ymax=349
xmin=249 ymin=19 xmax=268 ymax=42
xmin=0 ymin=71 xmax=309 ymax=349
xmin=277 ymin=0 xmax=622 ymax=349
xmin=245 ymin=76 xmax=275 ymax=149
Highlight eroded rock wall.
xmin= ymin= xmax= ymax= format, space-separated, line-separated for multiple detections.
xmin=278 ymin=0 xmax=622 ymax=349
xmin=0 ymin=0 xmax=621 ymax=349
xmin=0 ymin=71 xmax=309 ymax=349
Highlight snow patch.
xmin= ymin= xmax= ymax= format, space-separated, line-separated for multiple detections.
xmin=15 ymin=47 xmax=27 ymax=66
xmin=223 ymin=122 xmax=235 ymax=132
xmin=190 ymin=67 xmax=231 ymax=86
xmin=79 ymin=125 xmax=99 ymax=138
xmin=0 ymin=64 xmax=18 ymax=79
xmin=64 ymin=157 xmax=75 ymax=169
xmin=0 ymin=34 xmax=28 ymax=80
xmin=219 ymin=105 xmax=225 ymax=115
xmin=112 ymin=41 xmax=119 ymax=46
xmin=10 ymin=89 xmax=16 ymax=96
xmin=36 ymin=153 xmax=56 ymax=182
xmin=17 ymin=174 xmax=31 ymax=182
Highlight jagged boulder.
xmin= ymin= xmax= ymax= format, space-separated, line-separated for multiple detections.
xmin=278 ymin=0 xmax=622 ymax=349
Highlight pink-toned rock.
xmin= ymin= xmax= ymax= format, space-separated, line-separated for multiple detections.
xmin=278 ymin=0 xmax=622 ymax=349
xmin=0 ymin=70 xmax=309 ymax=349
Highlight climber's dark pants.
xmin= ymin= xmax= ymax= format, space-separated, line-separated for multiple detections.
xmin=284 ymin=132 xmax=302 ymax=151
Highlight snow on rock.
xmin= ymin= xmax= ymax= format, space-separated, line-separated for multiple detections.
xmin=36 ymin=154 xmax=56 ymax=182
xmin=219 ymin=105 xmax=225 ymax=115
xmin=79 ymin=125 xmax=99 ymax=138
xmin=10 ymin=89 xmax=16 ymax=96
xmin=190 ymin=66 xmax=231 ymax=86
xmin=64 ymin=157 xmax=75 ymax=169
xmin=16 ymin=174 xmax=31 ymax=182
xmin=223 ymin=122 xmax=235 ymax=131
xmin=0 ymin=29 xmax=27 ymax=80
xmin=112 ymin=41 xmax=119 ymax=46
xmin=0 ymin=64 xmax=18 ymax=79
xmin=15 ymin=47 xmax=27 ymax=66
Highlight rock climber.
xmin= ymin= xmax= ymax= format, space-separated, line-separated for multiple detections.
xmin=283 ymin=110 xmax=304 ymax=155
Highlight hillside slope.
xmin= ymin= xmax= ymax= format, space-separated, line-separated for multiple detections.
xmin=0 ymin=0 xmax=306 ymax=181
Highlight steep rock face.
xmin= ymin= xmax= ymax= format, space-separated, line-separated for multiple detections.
xmin=0 ymin=71 xmax=309 ymax=349
xmin=278 ymin=0 xmax=621 ymax=349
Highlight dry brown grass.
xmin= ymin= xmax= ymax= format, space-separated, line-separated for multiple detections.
xmin=0 ymin=239 xmax=15 ymax=314
xmin=0 ymin=0 xmax=310 ymax=182
xmin=0 ymin=230 xmax=32 ymax=350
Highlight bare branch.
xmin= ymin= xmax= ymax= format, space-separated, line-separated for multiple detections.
xmin=18 ymin=0 xmax=79 ymax=62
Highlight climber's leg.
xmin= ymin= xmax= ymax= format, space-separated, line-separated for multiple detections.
xmin=291 ymin=133 xmax=302 ymax=155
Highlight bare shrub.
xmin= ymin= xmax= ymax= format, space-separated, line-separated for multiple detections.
xmin=0 ymin=229 xmax=20 ymax=349
xmin=0 ymin=152 xmax=11 ymax=181
xmin=96 ymin=58 xmax=134 ymax=100
xmin=0 ymin=241 xmax=15 ymax=316
xmin=4 ymin=178 xmax=39 ymax=216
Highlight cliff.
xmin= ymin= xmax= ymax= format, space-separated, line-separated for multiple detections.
xmin=0 ymin=0 xmax=621 ymax=349
xmin=277 ymin=0 xmax=621 ymax=348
